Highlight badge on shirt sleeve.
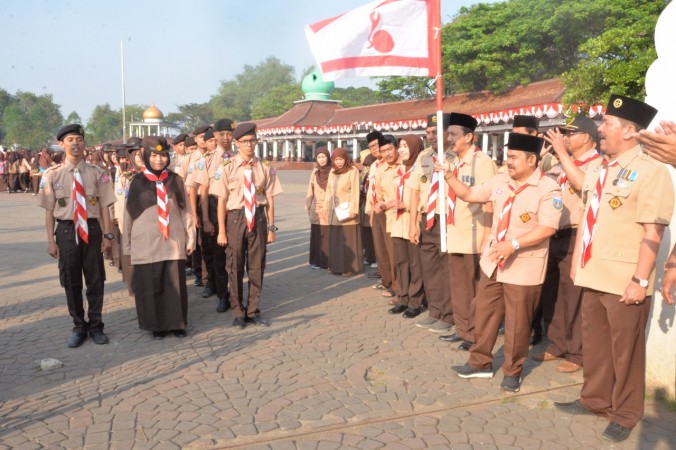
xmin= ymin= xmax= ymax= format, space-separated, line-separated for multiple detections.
xmin=100 ymin=174 xmax=111 ymax=184
xmin=89 ymin=197 xmax=98 ymax=206
xmin=215 ymin=168 xmax=223 ymax=181
xmin=553 ymin=197 xmax=563 ymax=210
xmin=609 ymin=196 xmax=622 ymax=209
xmin=40 ymin=179 xmax=47 ymax=189
xmin=188 ymin=166 xmax=193 ymax=174
xmin=256 ymin=187 xmax=264 ymax=195
xmin=520 ymin=212 xmax=531 ymax=223
xmin=264 ymin=160 xmax=271 ymax=166
xmin=569 ymin=186 xmax=576 ymax=194
xmin=54 ymin=181 xmax=62 ymax=190
xmin=117 ymin=187 xmax=123 ymax=195
xmin=57 ymin=198 xmax=66 ymax=207
xmin=420 ymin=175 xmax=427 ymax=183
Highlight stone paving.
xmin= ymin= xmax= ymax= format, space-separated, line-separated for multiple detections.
xmin=1 ymin=170 xmax=674 ymax=450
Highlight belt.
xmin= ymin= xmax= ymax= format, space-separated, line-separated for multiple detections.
xmin=57 ymin=219 xmax=99 ymax=224
xmin=228 ymin=207 xmax=264 ymax=213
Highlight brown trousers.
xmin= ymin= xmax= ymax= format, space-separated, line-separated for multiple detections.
xmin=544 ymin=229 xmax=584 ymax=365
xmin=469 ymin=270 xmax=541 ymax=376
xmin=419 ymin=217 xmax=453 ymax=322
xmin=371 ymin=211 xmax=397 ymax=291
xmin=226 ymin=208 xmax=267 ymax=319
xmin=391 ymin=237 xmax=424 ymax=308
xmin=447 ymin=253 xmax=480 ymax=341
xmin=580 ymin=289 xmax=650 ymax=429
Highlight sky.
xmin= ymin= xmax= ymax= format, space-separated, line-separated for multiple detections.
xmin=0 ymin=0 xmax=499 ymax=122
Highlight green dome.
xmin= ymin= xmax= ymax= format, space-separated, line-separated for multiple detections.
xmin=301 ymin=69 xmax=335 ymax=100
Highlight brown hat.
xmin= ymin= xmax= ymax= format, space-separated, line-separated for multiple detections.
xmin=605 ymin=94 xmax=657 ymax=129
xmin=233 ymin=122 xmax=257 ymax=140
xmin=192 ymin=124 xmax=212 ymax=136
xmin=172 ymin=133 xmax=188 ymax=145
xmin=142 ymin=136 xmax=170 ymax=153
xmin=185 ymin=136 xmax=196 ymax=147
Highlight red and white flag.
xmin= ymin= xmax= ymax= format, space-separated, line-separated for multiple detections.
xmin=305 ymin=0 xmax=440 ymax=81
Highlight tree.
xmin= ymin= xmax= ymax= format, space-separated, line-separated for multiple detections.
xmin=2 ymin=91 xmax=63 ymax=149
xmin=210 ymin=56 xmax=297 ymax=121
xmin=86 ymin=103 xmax=122 ymax=144
xmin=251 ymin=84 xmax=304 ymax=120
xmin=65 ymin=111 xmax=82 ymax=125
xmin=333 ymin=86 xmax=399 ymax=108
xmin=0 ymin=88 xmax=17 ymax=143
xmin=374 ymin=77 xmax=435 ymax=100
xmin=165 ymin=103 xmax=215 ymax=133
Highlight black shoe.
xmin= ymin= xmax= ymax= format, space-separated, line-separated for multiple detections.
xmin=194 ymin=277 xmax=204 ymax=287
xmin=439 ymin=333 xmax=464 ymax=343
xmin=67 ymin=331 xmax=87 ymax=348
xmin=530 ymin=328 xmax=542 ymax=346
xmin=217 ymin=297 xmax=230 ymax=313
xmin=367 ymin=271 xmax=382 ymax=279
xmin=153 ymin=331 xmax=166 ymax=340
xmin=173 ymin=329 xmax=187 ymax=338
xmin=185 ymin=268 xmax=194 ymax=276
xmin=500 ymin=375 xmax=521 ymax=392
xmin=252 ymin=315 xmax=270 ymax=327
xmin=201 ymin=286 xmax=215 ymax=298
xmin=388 ymin=304 xmax=407 ymax=314
xmin=554 ymin=399 xmax=594 ymax=415
xmin=89 ymin=330 xmax=109 ymax=345
xmin=451 ymin=363 xmax=493 ymax=379
xmin=402 ymin=307 xmax=423 ymax=319
xmin=233 ymin=317 xmax=246 ymax=329
xmin=602 ymin=422 xmax=632 ymax=442
xmin=458 ymin=340 xmax=474 ymax=351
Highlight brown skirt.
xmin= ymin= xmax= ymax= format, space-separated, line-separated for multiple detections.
xmin=309 ymin=224 xmax=330 ymax=268
xmin=132 ymin=259 xmax=188 ymax=332
xmin=328 ymin=225 xmax=363 ymax=275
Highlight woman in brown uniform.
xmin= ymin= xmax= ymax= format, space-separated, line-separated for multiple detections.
xmin=306 ymin=147 xmax=331 ymax=269
xmin=324 ymin=148 xmax=363 ymax=276
xmin=124 ymin=136 xmax=195 ymax=340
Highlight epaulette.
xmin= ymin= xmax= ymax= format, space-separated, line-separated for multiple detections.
xmin=43 ymin=164 xmax=61 ymax=175
xmin=222 ymin=159 xmax=232 ymax=167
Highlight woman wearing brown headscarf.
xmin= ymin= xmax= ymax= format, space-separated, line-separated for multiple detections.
xmin=306 ymin=147 xmax=332 ymax=269
xmin=323 ymin=147 xmax=363 ymax=276
xmin=379 ymin=135 xmax=426 ymax=318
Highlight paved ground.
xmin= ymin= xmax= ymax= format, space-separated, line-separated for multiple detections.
xmin=1 ymin=170 xmax=674 ymax=450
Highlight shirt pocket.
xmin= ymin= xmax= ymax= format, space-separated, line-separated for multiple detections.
xmin=600 ymin=244 xmax=638 ymax=264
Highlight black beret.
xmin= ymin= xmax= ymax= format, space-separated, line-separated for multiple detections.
xmin=233 ymin=122 xmax=257 ymax=140
xmin=213 ymin=119 xmax=235 ymax=132
xmin=204 ymin=129 xmax=215 ymax=140
xmin=605 ymin=94 xmax=657 ymax=129
xmin=513 ymin=115 xmax=539 ymax=131
xmin=449 ymin=113 xmax=478 ymax=132
xmin=506 ymin=132 xmax=544 ymax=153
xmin=103 ymin=142 xmax=114 ymax=151
xmin=427 ymin=113 xmax=452 ymax=129
xmin=560 ymin=116 xmax=599 ymax=143
xmin=127 ymin=137 xmax=143 ymax=146
xmin=192 ymin=124 xmax=212 ymax=136
xmin=172 ymin=133 xmax=188 ymax=145
xmin=185 ymin=136 xmax=196 ymax=147
xmin=366 ymin=130 xmax=385 ymax=145
xmin=56 ymin=124 xmax=85 ymax=141
xmin=116 ymin=147 xmax=128 ymax=159
xmin=142 ymin=136 xmax=170 ymax=153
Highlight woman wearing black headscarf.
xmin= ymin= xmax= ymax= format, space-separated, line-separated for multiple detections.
xmin=306 ymin=147 xmax=332 ymax=269
xmin=323 ymin=147 xmax=363 ymax=276
xmin=123 ymin=136 xmax=195 ymax=340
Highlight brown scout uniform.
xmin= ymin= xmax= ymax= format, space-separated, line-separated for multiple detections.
xmin=210 ymin=154 xmax=282 ymax=318
xmin=368 ymin=159 xmax=397 ymax=292
xmin=374 ymin=162 xmax=399 ymax=292
xmin=306 ymin=170 xmax=329 ymax=225
xmin=324 ymin=167 xmax=361 ymax=226
xmin=468 ymin=169 xmax=562 ymax=376
xmin=307 ymin=169 xmax=330 ymax=268
xmin=38 ymin=159 xmax=116 ymax=332
xmin=444 ymin=150 xmax=497 ymax=342
xmin=574 ymin=146 xmax=674 ymax=429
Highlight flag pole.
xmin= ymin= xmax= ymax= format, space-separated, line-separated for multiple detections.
xmin=121 ymin=39 xmax=127 ymax=144
xmin=433 ymin=0 xmax=447 ymax=252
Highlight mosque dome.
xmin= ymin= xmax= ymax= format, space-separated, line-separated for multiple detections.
xmin=301 ymin=70 xmax=335 ymax=101
xmin=143 ymin=103 xmax=164 ymax=121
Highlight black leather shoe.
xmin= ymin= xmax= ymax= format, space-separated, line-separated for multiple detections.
xmin=153 ymin=331 xmax=166 ymax=340
xmin=233 ymin=317 xmax=246 ymax=329
xmin=388 ymin=304 xmax=407 ymax=314
xmin=439 ymin=333 xmax=464 ymax=343
xmin=402 ymin=307 xmax=423 ymax=319
xmin=67 ymin=331 xmax=87 ymax=348
xmin=602 ymin=422 xmax=632 ymax=442
xmin=252 ymin=315 xmax=270 ymax=327
xmin=173 ymin=329 xmax=187 ymax=338
xmin=554 ymin=399 xmax=594 ymax=415
xmin=458 ymin=340 xmax=473 ymax=351
xmin=201 ymin=286 xmax=215 ymax=298
xmin=89 ymin=330 xmax=109 ymax=345
xmin=194 ymin=277 xmax=204 ymax=287
xmin=217 ymin=297 xmax=230 ymax=313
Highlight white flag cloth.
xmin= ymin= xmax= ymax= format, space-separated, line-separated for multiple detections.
xmin=305 ymin=0 xmax=439 ymax=81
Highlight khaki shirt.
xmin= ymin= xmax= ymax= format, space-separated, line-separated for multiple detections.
xmin=446 ymin=150 xmax=497 ymax=253
xmin=306 ymin=170 xmax=329 ymax=225
xmin=210 ymin=154 xmax=282 ymax=210
xmin=365 ymin=159 xmax=383 ymax=214
xmin=185 ymin=150 xmax=218 ymax=189
xmin=473 ymin=169 xmax=562 ymax=286
xmin=37 ymin=159 xmax=116 ymax=220
xmin=172 ymin=152 xmax=191 ymax=180
xmin=409 ymin=147 xmax=455 ymax=215
xmin=574 ymin=146 xmax=674 ymax=296
xmin=375 ymin=163 xmax=400 ymax=234
xmin=324 ymin=167 xmax=360 ymax=226
xmin=388 ymin=166 xmax=415 ymax=240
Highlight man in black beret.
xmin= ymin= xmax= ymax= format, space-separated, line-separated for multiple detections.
xmin=38 ymin=124 xmax=117 ymax=347
xmin=442 ymin=132 xmax=562 ymax=394
xmin=213 ymin=119 xmax=235 ymax=160
xmin=512 ymin=115 xmax=539 ymax=136
xmin=556 ymin=95 xmax=673 ymax=443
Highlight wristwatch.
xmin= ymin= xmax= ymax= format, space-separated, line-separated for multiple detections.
xmin=267 ymin=225 xmax=279 ymax=232
xmin=631 ymin=275 xmax=649 ymax=288
xmin=103 ymin=232 xmax=114 ymax=241
xmin=511 ymin=239 xmax=520 ymax=251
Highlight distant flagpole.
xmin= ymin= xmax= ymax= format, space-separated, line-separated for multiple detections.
xmin=121 ymin=39 xmax=127 ymax=144
xmin=432 ymin=0 xmax=448 ymax=253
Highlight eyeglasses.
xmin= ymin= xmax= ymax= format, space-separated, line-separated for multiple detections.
xmin=238 ymin=139 xmax=258 ymax=146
